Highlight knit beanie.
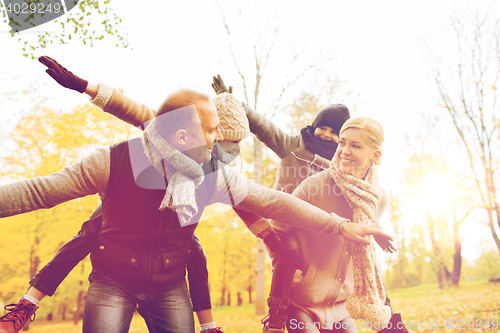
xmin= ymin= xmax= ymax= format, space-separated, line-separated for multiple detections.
xmin=311 ymin=104 xmax=350 ymax=135
xmin=212 ymin=93 xmax=250 ymax=141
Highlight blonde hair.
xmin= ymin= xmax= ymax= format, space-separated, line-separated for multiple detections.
xmin=339 ymin=117 xmax=384 ymax=165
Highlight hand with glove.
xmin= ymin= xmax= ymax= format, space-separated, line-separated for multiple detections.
xmin=211 ymin=74 xmax=233 ymax=95
xmin=38 ymin=56 xmax=89 ymax=94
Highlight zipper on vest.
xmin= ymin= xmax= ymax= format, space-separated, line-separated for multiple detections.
xmin=142 ymin=210 xmax=165 ymax=293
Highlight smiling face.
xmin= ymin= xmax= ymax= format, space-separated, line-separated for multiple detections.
xmin=336 ymin=128 xmax=380 ymax=179
xmin=314 ymin=125 xmax=339 ymax=142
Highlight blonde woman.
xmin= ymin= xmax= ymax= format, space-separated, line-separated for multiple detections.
xmin=271 ymin=117 xmax=408 ymax=333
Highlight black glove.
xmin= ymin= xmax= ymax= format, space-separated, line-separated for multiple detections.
xmin=38 ymin=56 xmax=88 ymax=93
xmin=211 ymin=74 xmax=233 ymax=95
xmin=263 ymin=233 xmax=306 ymax=270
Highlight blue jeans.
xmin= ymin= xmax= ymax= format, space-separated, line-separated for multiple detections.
xmin=83 ymin=273 xmax=195 ymax=333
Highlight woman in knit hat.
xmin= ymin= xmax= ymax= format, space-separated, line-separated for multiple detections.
xmin=211 ymin=92 xmax=249 ymax=168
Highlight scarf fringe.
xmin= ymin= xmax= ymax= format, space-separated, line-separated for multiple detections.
xmin=346 ymin=296 xmax=392 ymax=324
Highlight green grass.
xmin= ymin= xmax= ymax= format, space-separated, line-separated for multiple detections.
xmin=24 ymin=281 xmax=500 ymax=332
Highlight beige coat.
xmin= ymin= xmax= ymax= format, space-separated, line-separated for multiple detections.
xmin=273 ymin=169 xmax=388 ymax=327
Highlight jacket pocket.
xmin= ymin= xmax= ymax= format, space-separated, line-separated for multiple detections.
xmin=292 ymin=263 xmax=317 ymax=296
xmin=162 ymin=242 xmax=193 ymax=269
xmin=91 ymin=240 xmax=142 ymax=278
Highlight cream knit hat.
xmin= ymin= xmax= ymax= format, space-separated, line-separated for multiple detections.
xmin=212 ymin=93 xmax=249 ymax=141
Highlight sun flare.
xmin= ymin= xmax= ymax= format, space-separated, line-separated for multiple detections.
xmin=420 ymin=173 xmax=456 ymax=217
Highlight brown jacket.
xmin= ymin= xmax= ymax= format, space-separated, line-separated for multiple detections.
xmin=273 ymin=169 xmax=388 ymax=327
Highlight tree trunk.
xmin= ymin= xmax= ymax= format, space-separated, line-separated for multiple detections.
xmin=427 ymin=212 xmax=451 ymax=288
xmin=61 ymin=303 xmax=66 ymax=320
xmin=73 ymin=263 xmax=86 ymax=325
xmin=23 ymin=241 xmax=40 ymax=331
xmin=451 ymin=242 xmax=462 ymax=286
xmin=248 ymin=279 xmax=252 ymax=304
xmin=73 ymin=283 xmax=84 ymax=325
xmin=220 ymin=248 xmax=227 ymax=306
xmin=254 ymin=138 xmax=266 ymax=315
xmin=451 ymin=203 xmax=462 ymax=286
xmin=237 ymin=292 xmax=243 ymax=306
xmin=255 ymin=239 xmax=266 ymax=315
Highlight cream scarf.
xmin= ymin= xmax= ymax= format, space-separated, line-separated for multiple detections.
xmin=141 ymin=118 xmax=205 ymax=226
xmin=330 ymin=157 xmax=392 ymax=325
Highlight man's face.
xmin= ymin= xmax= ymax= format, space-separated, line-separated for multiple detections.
xmin=184 ymin=100 xmax=224 ymax=163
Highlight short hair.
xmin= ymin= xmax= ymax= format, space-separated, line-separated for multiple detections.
xmin=339 ymin=117 xmax=384 ymax=165
xmin=155 ymin=89 xmax=211 ymax=136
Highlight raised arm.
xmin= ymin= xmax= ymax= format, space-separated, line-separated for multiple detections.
xmin=39 ymin=56 xmax=155 ymax=128
xmin=0 ymin=148 xmax=109 ymax=218
xmin=211 ymin=75 xmax=299 ymax=159
xmin=242 ymin=103 xmax=301 ymax=159
xmin=90 ymin=84 xmax=155 ymax=128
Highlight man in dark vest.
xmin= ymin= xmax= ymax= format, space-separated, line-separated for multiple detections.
xmin=0 ymin=88 xmax=392 ymax=333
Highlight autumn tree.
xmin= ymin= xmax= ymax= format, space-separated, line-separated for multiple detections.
xmin=0 ymin=90 xmax=140 ymax=323
xmin=384 ymin=194 xmax=409 ymax=288
xmin=195 ymin=205 xmax=258 ymax=307
xmin=428 ymin=8 xmax=500 ymax=253
xmin=1 ymin=0 xmax=128 ymax=59
xmin=402 ymin=148 xmax=474 ymax=288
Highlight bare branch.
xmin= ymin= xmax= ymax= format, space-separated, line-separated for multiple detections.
xmin=217 ymin=2 xmax=250 ymax=105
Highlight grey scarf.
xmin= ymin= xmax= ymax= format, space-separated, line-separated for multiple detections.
xmin=141 ymin=118 xmax=205 ymax=226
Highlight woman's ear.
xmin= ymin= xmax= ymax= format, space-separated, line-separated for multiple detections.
xmin=371 ymin=150 xmax=382 ymax=165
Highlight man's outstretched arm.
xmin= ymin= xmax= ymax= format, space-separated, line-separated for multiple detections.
xmin=39 ymin=56 xmax=155 ymax=128
xmin=0 ymin=148 xmax=109 ymax=218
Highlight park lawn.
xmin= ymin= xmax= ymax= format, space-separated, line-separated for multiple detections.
xmin=26 ymin=280 xmax=500 ymax=333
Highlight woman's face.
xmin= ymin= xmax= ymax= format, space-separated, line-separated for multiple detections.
xmin=335 ymin=128 xmax=379 ymax=179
